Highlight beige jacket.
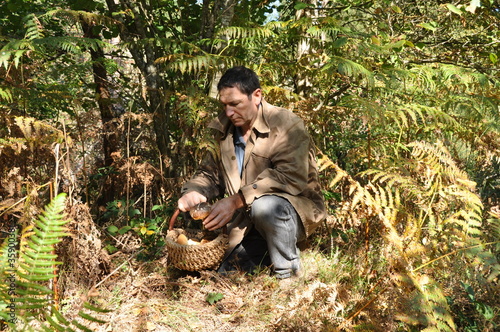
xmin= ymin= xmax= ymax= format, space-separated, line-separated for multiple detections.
xmin=182 ymin=101 xmax=326 ymax=254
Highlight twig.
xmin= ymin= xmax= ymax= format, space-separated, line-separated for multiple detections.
xmin=345 ymin=287 xmax=388 ymax=323
xmin=126 ymin=112 xmax=132 ymax=224
xmin=0 ymin=196 xmax=28 ymax=218
xmin=93 ymin=249 xmax=144 ymax=289
xmin=412 ymin=241 xmax=499 ymax=273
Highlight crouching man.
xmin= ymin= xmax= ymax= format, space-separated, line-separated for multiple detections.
xmin=177 ymin=66 xmax=326 ymax=279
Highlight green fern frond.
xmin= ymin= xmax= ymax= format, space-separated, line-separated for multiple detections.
xmin=38 ymin=36 xmax=112 ymax=53
xmin=133 ymin=38 xmax=198 ymax=55
xmin=166 ymin=55 xmax=239 ymax=75
xmin=401 ymin=104 xmax=461 ymax=130
xmin=17 ymin=193 xmax=69 ymax=282
xmin=218 ymin=26 xmax=275 ymax=40
xmin=264 ymin=20 xmax=286 ymax=30
xmin=0 ymin=87 xmax=13 ymax=103
xmin=77 ymin=311 xmax=106 ymax=324
xmin=396 ymin=274 xmax=456 ymax=332
xmin=344 ymin=100 xmax=463 ymax=141
xmin=323 ymin=56 xmax=374 ymax=86
xmin=23 ymin=14 xmax=44 ymax=40
xmin=338 ymin=96 xmax=388 ymax=130
xmin=447 ymin=94 xmax=496 ymax=123
xmin=464 ymin=211 xmax=500 ymax=282
xmin=408 ymin=65 xmax=438 ymax=92
xmin=440 ymin=64 xmax=490 ymax=89
xmin=0 ymin=194 xmax=109 ymax=331
xmin=305 ymin=25 xmax=348 ymax=40
xmin=0 ymin=40 xmax=33 ymax=69
xmin=225 ymin=36 xmax=268 ymax=48
xmin=167 ymin=55 xmax=219 ymax=74
xmin=487 ymin=212 xmax=500 ymax=245
xmin=1 ymin=32 xmax=105 ymax=72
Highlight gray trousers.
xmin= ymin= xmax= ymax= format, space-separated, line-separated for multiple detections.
xmin=218 ymin=195 xmax=306 ymax=278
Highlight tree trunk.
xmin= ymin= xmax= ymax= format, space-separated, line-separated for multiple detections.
xmin=294 ymin=0 xmax=327 ymax=96
xmin=106 ymin=0 xmax=172 ymax=174
xmin=200 ymin=0 xmax=237 ymax=97
xmin=81 ymin=20 xmax=119 ymax=202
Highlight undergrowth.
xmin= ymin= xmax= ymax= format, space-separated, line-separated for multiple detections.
xmin=0 ymin=193 xmax=108 ymax=331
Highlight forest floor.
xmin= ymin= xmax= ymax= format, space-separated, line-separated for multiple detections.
xmin=53 ymin=205 xmax=383 ymax=332
xmin=44 ymin=204 xmax=500 ymax=332
xmin=15 ymin=201 xmax=499 ymax=332
xmin=59 ymin=247 xmax=390 ymax=332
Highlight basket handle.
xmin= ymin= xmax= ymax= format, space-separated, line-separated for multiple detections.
xmin=168 ymin=208 xmax=227 ymax=234
xmin=169 ymin=208 xmax=181 ymax=231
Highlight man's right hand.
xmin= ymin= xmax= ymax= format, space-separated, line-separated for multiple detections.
xmin=177 ymin=191 xmax=207 ymax=212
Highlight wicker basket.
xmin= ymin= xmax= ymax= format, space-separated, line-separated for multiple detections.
xmin=165 ymin=209 xmax=229 ymax=271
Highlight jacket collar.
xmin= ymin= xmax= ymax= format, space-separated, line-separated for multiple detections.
xmin=208 ymin=100 xmax=271 ymax=137
xmin=253 ymin=101 xmax=270 ymax=135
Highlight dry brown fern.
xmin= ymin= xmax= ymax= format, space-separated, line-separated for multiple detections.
xmin=0 ymin=116 xmax=70 ymax=200
xmin=317 ymin=140 xmax=499 ymax=330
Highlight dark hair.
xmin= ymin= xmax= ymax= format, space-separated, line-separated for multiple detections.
xmin=217 ymin=66 xmax=261 ymax=97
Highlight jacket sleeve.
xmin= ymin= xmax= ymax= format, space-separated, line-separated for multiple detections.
xmin=239 ymin=115 xmax=310 ymax=206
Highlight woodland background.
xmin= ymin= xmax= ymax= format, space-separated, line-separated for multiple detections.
xmin=0 ymin=0 xmax=499 ymax=331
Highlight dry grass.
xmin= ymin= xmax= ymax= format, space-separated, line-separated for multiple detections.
xmin=19 ymin=201 xmax=500 ymax=332
xmin=7 ymin=219 xmax=499 ymax=332
xmin=57 ymin=249 xmax=369 ymax=332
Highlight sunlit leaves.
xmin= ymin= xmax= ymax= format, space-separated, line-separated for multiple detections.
xmin=217 ymin=26 xmax=275 ymax=40
xmin=45 ymin=9 xmax=122 ymax=32
xmin=0 ymin=88 xmax=12 ymax=103
xmin=164 ymin=55 xmax=235 ymax=75
xmin=0 ymin=40 xmax=33 ymax=69
xmin=445 ymin=3 xmax=464 ymax=16
xmin=294 ymin=2 xmax=313 ymax=11
xmin=418 ymin=21 xmax=438 ymax=31
xmin=489 ymin=53 xmax=498 ymax=64
xmin=323 ymin=56 xmax=374 ymax=87
xmin=24 ymin=14 xmax=44 ymax=40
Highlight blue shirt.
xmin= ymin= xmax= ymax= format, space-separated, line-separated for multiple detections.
xmin=233 ymin=127 xmax=246 ymax=177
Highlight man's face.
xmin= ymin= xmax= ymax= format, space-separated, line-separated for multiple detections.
xmin=219 ymin=86 xmax=261 ymax=130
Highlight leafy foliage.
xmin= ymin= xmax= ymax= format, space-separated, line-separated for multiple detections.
xmin=0 ymin=0 xmax=499 ymax=330
xmin=205 ymin=292 xmax=224 ymax=305
xmin=0 ymin=115 xmax=69 ymax=209
xmin=318 ymin=137 xmax=499 ymax=330
xmin=0 ymin=193 xmax=108 ymax=331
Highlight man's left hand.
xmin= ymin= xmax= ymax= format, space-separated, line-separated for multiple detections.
xmin=203 ymin=194 xmax=244 ymax=231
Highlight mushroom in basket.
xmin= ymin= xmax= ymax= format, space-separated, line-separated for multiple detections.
xmin=175 ymin=202 xmax=213 ymax=245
